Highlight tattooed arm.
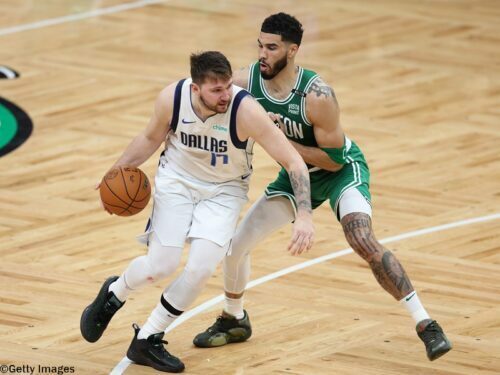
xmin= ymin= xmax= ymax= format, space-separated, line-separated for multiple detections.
xmin=283 ymin=77 xmax=346 ymax=172
xmin=237 ymin=96 xmax=314 ymax=255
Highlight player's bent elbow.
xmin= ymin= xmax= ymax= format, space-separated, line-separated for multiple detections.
xmin=323 ymin=162 xmax=344 ymax=173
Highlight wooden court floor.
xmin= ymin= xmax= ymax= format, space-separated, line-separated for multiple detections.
xmin=0 ymin=1 xmax=499 ymax=374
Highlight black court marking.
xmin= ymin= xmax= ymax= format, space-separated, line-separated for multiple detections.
xmin=0 ymin=66 xmax=19 ymax=79
xmin=0 ymin=97 xmax=33 ymax=157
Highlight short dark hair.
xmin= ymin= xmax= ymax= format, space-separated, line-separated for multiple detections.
xmin=261 ymin=12 xmax=303 ymax=46
xmin=190 ymin=51 xmax=232 ymax=85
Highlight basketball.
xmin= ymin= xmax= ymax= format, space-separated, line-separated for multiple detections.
xmin=99 ymin=166 xmax=151 ymax=216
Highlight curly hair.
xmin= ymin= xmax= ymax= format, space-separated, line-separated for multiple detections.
xmin=261 ymin=12 xmax=303 ymax=45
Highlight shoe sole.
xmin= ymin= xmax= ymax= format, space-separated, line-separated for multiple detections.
xmin=80 ymin=276 xmax=119 ymax=343
xmin=127 ymin=353 xmax=185 ymax=373
xmin=194 ymin=330 xmax=251 ymax=348
xmin=428 ymin=340 xmax=453 ymax=361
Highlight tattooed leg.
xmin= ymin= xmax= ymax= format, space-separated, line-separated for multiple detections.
xmin=341 ymin=212 xmax=414 ymax=300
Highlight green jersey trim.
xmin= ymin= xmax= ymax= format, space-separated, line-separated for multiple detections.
xmin=259 ymin=67 xmax=304 ymax=105
xmin=264 ymin=188 xmax=298 ymax=216
xmin=301 ymin=75 xmax=319 ymax=126
xmin=247 ymin=62 xmax=256 ymax=91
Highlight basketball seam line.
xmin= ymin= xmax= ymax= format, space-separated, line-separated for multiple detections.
xmin=131 ymin=170 xmax=143 ymax=204
xmin=127 ymin=169 xmax=146 ymax=212
xmin=104 ymin=198 xmax=146 ymax=210
xmin=120 ymin=168 xmax=135 ymax=202
xmin=101 ymin=202 xmax=132 ymax=209
xmin=118 ymin=168 xmax=139 ymax=216
xmin=133 ymin=192 xmax=150 ymax=203
xmin=103 ymin=179 xmax=130 ymax=207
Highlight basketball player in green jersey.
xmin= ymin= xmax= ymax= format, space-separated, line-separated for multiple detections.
xmin=193 ymin=13 xmax=452 ymax=361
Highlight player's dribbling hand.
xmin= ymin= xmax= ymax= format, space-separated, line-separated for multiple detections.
xmin=288 ymin=213 xmax=314 ymax=255
xmin=95 ymin=180 xmax=113 ymax=215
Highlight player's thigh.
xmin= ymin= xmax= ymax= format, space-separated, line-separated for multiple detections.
xmin=338 ymin=187 xmax=372 ymax=220
xmin=147 ymin=175 xmax=195 ymax=247
xmin=190 ymin=192 xmax=247 ymax=246
xmin=328 ymin=161 xmax=372 ymax=220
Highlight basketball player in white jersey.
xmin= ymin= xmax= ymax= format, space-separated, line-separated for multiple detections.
xmin=80 ymin=51 xmax=314 ymax=373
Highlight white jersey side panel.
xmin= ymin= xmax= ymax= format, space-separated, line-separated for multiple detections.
xmin=161 ymin=79 xmax=254 ymax=183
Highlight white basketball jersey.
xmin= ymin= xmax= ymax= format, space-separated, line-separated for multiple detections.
xmin=161 ymin=79 xmax=254 ymax=183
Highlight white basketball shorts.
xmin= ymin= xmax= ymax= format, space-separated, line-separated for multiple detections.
xmin=138 ymin=163 xmax=249 ymax=247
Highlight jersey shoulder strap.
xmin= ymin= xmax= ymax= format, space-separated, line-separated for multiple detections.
xmin=296 ymin=68 xmax=319 ymax=126
xmin=295 ymin=68 xmax=318 ymax=95
xmin=247 ymin=62 xmax=263 ymax=95
xmin=229 ymin=90 xmax=251 ymax=149
xmin=169 ymin=78 xmax=186 ymax=132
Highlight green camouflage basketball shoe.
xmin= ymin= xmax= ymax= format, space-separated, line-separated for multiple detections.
xmin=193 ymin=310 xmax=252 ymax=348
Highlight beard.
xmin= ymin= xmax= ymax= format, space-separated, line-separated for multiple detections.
xmin=200 ymin=94 xmax=229 ymax=114
xmin=260 ymin=54 xmax=288 ymax=80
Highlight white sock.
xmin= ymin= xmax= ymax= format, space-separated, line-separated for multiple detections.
xmin=224 ymin=296 xmax=244 ymax=319
xmin=400 ymin=291 xmax=430 ymax=324
xmin=138 ymin=301 xmax=180 ymax=339
xmin=108 ymin=274 xmax=132 ymax=303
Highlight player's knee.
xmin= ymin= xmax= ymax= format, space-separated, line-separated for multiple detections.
xmin=146 ymin=234 xmax=183 ymax=282
xmin=364 ymin=247 xmax=385 ymax=264
xmin=233 ymin=225 xmax=260 ymax=254
xmin=346 ymin=233 xmax=383 ymax=263
xmin=183 ymin=264 xmax=214 ymax=288
xmin=226 ymin=239 xmax=249 ymax=263
xmin=224 ymin=253 xmax=239 ymax=271
xmin=147 ymin=256 xmax=180 ymax=282
xmin=154 ymin=262 xmax=180 ymax=281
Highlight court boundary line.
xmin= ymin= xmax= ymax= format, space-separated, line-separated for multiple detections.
xmin=0 ymin=0 xmax=167 ymax=37
xmin=110 ymin=212 xmax=500 ymax=374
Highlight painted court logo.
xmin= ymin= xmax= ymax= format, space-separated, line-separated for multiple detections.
xmin=0 ymin=66 xmax=31 ymax=157
xmin=0 ymin=97 xmax=33 ymax=157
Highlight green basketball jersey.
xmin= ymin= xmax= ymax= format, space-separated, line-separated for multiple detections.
xmin=248 ymin=62 xmax=372 ymax=217
xmin=248 ymin=62 xmax=319 ymax=149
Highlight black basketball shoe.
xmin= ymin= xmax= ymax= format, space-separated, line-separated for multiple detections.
xmin=127 ymin=324 xmax=185 ymax=373
xmin=417 ymin=319 xmax=452 ymax=361
xmin=80 ymin=276 xmax=124 ymax=343
xmin=193 ymin=310 xmax=252 ymax=348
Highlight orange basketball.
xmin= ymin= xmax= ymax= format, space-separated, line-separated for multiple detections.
xmin=99 ymin=166 xmax=151 ymax=216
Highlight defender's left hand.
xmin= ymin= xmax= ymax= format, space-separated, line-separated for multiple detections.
xmin=288 ymin=213 xmax=315 ymax=255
